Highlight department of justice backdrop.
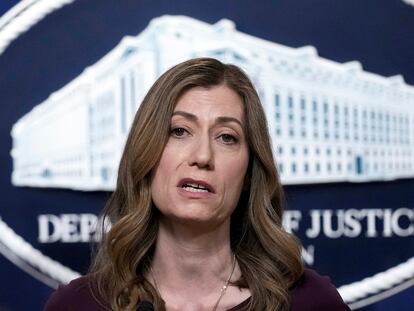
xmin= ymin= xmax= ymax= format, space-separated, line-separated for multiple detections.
xmin=0 ymin=1 xmax=413 ymax=310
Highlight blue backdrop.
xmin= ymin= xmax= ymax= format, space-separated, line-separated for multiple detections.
xmin=0 ymin=1 xmax=413 ymax=310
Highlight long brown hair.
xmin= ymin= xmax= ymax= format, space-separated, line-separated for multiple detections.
xmin=90 ymin=57 xmax=303 ymax=310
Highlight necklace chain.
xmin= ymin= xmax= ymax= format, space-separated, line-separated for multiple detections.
xmin=150 ymin=253 xmax=237 ymax=311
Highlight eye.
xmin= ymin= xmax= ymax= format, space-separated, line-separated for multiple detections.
xmin=170 ymin=127 xmax=188 ymax=137
xmin=220 ymin=133 xmax=238 ymax=144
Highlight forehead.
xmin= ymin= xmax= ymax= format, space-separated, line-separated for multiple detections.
xmin=174 ymin=85 xmax=245 ymax=120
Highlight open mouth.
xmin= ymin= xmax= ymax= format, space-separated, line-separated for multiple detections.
xmin=182 ymin=183 xmax=210 ymax=193
xmin=178 ymin=178 xmax=215 ymax=193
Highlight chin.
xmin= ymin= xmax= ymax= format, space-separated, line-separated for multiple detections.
xmin=161 ymin=212 xmax=223 ymax=229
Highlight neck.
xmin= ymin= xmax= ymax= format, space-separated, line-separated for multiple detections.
xmin=150 ymin=217 xmax=236 ymax=298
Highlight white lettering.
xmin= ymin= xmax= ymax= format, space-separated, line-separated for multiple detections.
xmin=323 ymin=210 xmax=344 ymax=239
xmin=38 ymin=213 xmax=101 ymax=243
xmin=80 ymin=214 xmax=99 ymax=242
xmin=38 ymin=214 xmax=62 ymax=243
xmin=302 ymin=245 xmax=315 ymax=266
xmin=391 ymin=208 xmax=414 ymax=237
xmin=343 ymin=209 xmax=362 ymax=238
xmin=306 ymin=210 xmax=321 ymax=238
xmin=364 ymin=209 xmax=383 ymax=237
xmin=61 ymin=214 xmax=80 ymax=242
xmin=283 ymin=210 xmax=302 ymax=233
xmin=304 ymin=208 xmax=413 ymax=239
xmin=383 ymin=209 xmax=393 ymax=237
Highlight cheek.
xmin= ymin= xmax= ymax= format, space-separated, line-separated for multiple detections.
xmin=152 ymin=147 xmax=175 ymax=183
xmin=151 ymin=157 xmax=172 ymax=207
xmin=150 ymin=171 xmax=163 ymax=210
xmin=224 ymin=155 xmax=249 ymax=198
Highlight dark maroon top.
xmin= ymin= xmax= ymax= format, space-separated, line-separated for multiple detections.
xmin=44 ymin=269 xmax=350 ymax=310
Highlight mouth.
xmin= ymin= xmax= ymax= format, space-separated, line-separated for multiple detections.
xmin=178 ymin=178 xmax=215 ymax=194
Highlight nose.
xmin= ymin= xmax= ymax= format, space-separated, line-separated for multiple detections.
xmin=189 ymin=134 xmax=214 ymax=170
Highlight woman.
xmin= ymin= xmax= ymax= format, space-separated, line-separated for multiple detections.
xmin=44 ymin=58 xmax=350 ymax=310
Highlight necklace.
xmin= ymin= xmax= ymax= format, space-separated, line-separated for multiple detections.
xmin=150 ymin=253 xmax=237 ymax=311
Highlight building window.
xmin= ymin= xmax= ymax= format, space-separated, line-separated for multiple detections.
xmin=275 ymin=112 xmax=281 ymax=120
xmin=353 ymin=107 xmax=359 ymax=142
xmin=291 ymin=163 xmax=297 ymax=174
xmin=275 ymin=94 xmax=280 ymax=107
xmin=385 ymin=113 xmax=390 ymax=143
xmin=120 ymin=76 xmax=127 ymax=133
xmin=313 ymin=100 xmax=318 ymax=112
xmin=301 ymin=97 xmax=306 ymax=110
xmin=378 ymin=113 xmax=383 ymax=143
xmin=323 ymin=101 xmax=329 ymax=114
xmin=288 ymin=95 xmax=293 ymax=108
xmin=275 ymin=93 xmax=281 ymax=124
xmin=323 ymin=101 xmax=329 ymax=140
xmin=300 ymin=97 xmax=307 ymax=137
xmin=312 ymin=100 xmax=319 ymax=139
xmin=130 ymin=71 xmax=136 ymax=112
xmin=278 ymin=163 xmax=284 ymax=173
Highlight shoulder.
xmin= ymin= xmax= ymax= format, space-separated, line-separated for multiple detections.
xmin=43 ymin=275 xmax=108 ymax=311
xmin=290 ymin=269 xmax=350 ymax=311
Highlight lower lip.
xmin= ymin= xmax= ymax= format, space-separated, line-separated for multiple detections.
xmin=177 ymin=187 xmax=215 ymax=199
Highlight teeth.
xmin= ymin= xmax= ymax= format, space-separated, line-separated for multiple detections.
xmin=183 ymin=186 xmax=209 ymax=193
xmin=187 ymin=182 xmax=206 ymax=189
xmin=183 ymin=182 xmax=208 ymax=190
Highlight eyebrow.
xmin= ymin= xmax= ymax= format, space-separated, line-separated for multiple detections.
xmin=172 ymin=110 xmax=244 ymax=128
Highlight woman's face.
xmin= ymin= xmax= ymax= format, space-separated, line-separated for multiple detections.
xmin=151 ymin=85 xmax=249 ymax=228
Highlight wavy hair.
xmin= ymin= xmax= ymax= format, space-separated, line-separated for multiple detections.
xmin=90 ymin=57 xmax=304 ymax=310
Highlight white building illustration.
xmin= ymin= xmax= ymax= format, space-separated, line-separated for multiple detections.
xmin=10 ymin=15 xmax=414 ymax=191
